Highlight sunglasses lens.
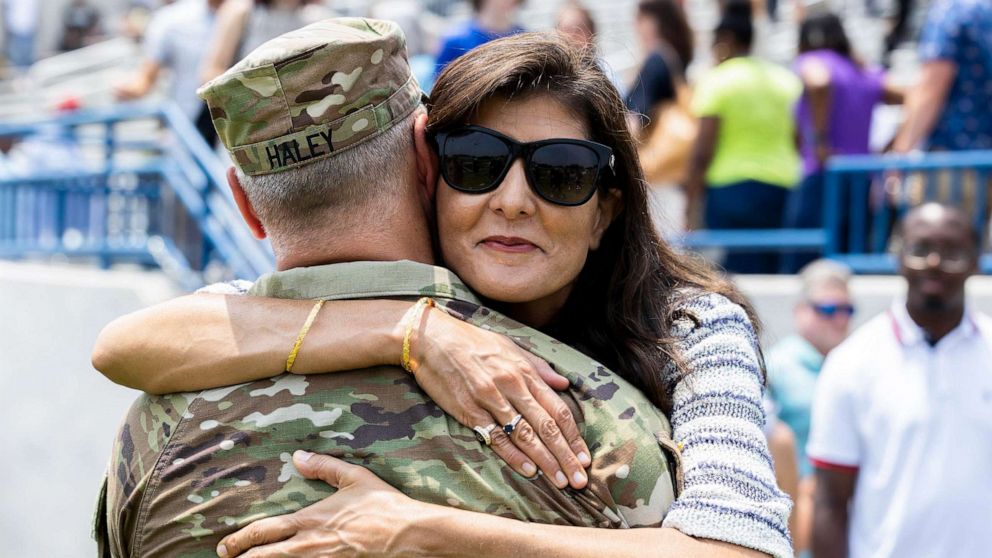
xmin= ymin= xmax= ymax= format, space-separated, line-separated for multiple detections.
xmin=442 ymin=131 xmax=511 ymax=192
xmin=814 ymin=303 xmax=855 ymax=317
xmin=530 ymin=144 xmax=601 ymax=204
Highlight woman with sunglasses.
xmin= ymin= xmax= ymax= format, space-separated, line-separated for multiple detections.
xmin=94 ymin=33 xmax=792 ymax=558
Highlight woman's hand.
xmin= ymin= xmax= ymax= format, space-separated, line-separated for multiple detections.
xmin=215 ymin=451 xmax=431 ymax=558
xmin=407 ymin=307 xmax=591 ymax=489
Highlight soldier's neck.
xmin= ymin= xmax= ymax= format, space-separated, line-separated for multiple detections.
xmin=273 ymin=202 xmax=436 ymax=271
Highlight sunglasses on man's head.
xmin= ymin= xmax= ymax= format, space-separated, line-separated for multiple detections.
xmin=809 ymin=302 xmax=856 ymax=318
xmin=432 ymin=125 xmax=615 ymax=207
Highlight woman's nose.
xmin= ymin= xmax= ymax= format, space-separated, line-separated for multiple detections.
xmin=488 ymin=159 xmax=537 ymax=218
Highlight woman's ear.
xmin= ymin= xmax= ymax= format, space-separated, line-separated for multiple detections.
xmin=589 ymin=188 xmax=623 ymax=250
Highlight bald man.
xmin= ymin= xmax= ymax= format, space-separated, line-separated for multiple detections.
xmin=807 ymin=203 xmax=992 ymax=558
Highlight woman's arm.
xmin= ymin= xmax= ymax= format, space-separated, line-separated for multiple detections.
xmin=92 ymin=293 xmax=591 ymax=489
xmin=216 ymin=451 xmax=770 ymax=558
xmin=92 ymin=294 xmax=411 ymax=394
xmin=659 ymin=293 xmax=794 ymax=558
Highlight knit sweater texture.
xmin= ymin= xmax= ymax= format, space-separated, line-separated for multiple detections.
xmin=662 ymin=291 xmax=793 ymax=558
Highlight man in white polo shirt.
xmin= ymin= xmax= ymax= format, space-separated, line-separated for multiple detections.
xmin=808 ymin=202 xmax=992 ymax=558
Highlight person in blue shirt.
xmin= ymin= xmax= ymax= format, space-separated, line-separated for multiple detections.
xmin=768 ymin=259 xmax=854 ymax=477
xmin=766 ymin=259 xmax=854 ymax=555
xmin=892 ymin=0 xmax=992 ymax=153
xmin=434 ymin=0 xmax=524 ymax=78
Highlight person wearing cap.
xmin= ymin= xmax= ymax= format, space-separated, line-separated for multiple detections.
xmin=808 ymin=203 xmax=992 ymax=558
xmin=94 ymin=18 xmax=685 ymax=558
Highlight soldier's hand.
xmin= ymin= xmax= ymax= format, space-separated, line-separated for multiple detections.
xmin=410 ymin=308 xmax=591 ymax=490
xmin=216 ymin=451 xmax=423 ymax=558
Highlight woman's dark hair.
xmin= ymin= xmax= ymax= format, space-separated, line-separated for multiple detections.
xmin=428 ymin=32 xmax=762 ymax=413
xmin=715 ymin=0 xmax=753 ymax=50
xmin=637 ymin=0 xmax=694 ymax=74
xmin=798 ymin=12 xmax=852 ymax=59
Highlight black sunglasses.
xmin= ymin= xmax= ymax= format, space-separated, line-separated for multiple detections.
xmin=809 ymin=302 xmax=856 ymax=318
xmin=432 ymin=125 xmax=615 ymax=206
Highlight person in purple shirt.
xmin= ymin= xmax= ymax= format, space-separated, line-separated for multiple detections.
xmin=433 ymin=0 xmax=524 ymax=78
xmin=782 ymin=12 xmax=903 ymax=272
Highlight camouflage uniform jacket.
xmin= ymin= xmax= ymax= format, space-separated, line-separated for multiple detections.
xmin=96 ymin=260 xmax=683 ymax=557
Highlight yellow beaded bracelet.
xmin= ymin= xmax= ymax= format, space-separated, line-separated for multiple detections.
xmin=401 ymin=297 xmax=435 ymax=374
xmin=284 ymin=299 xmax=326 ymax=373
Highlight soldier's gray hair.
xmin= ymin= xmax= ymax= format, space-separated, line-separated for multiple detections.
xmin=236 ymin=107 xmax=422 ymax=240
xmin=798 ymin=258 xmax=852 ymax=300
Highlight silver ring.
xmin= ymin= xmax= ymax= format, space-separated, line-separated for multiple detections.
xmin=503 ymin=414 xmax=523 ymax=436
xmin=473 ymin=424 xmax=498 ymax=446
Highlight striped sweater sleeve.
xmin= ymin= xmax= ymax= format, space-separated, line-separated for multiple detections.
xmin=661 ymin=292 xmax=794 ymax=558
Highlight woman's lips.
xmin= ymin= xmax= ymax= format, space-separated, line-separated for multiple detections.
xmin=480 ymin=236 xmax=539 ymax=253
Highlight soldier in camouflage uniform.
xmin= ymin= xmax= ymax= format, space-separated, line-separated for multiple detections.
xmin=96 ymin=18 xmax=682 ymax=557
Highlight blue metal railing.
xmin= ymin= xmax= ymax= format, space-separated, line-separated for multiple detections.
xmin=0 ymin=103 xmax=274 ymax=288
xmin=675 ymin=150 xmax=992 ymax=273
xmin=4 ymin=104 xmax=990 ymax=277
xmin=824 ymin=150 xmax=992 ymax=273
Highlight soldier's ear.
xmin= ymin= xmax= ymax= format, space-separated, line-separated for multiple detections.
xmin=227 ymin=167 xmax=267 ymax=240
xmin=412 ymin=112 xmax=438 ymax=200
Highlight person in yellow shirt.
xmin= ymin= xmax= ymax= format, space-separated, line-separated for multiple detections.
xmin=686 ymin=0 xmax=801 ymax=274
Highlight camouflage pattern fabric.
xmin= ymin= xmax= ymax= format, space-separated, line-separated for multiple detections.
xmin=197 ymin=18 xmax=423 ymax=176
xmin=98 ymin=261 xmax=682 ymax=557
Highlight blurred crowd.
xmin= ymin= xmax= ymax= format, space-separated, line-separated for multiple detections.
xmin=626 ymin=0 xmax=990 ymax=275
xmin=5 ymin=0 xmax=989 ymax=274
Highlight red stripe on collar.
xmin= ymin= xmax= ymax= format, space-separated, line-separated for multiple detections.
xmin=887 ymin=309 xmax=904 ymax=346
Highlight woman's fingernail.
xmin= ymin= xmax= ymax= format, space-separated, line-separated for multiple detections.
xmin=577 ymin=452 xmax=590 ymax=466
xmin=555 ymin=471 xmax=568 ymax=487
xmin=573 ymin=471 xmax=587 ymax=486
xmin=216 ymin=544 xmax=229 ymax=558
xmin=522 ymin=462 xmax=537 ymax=476
xmin=294 ymin=450 xmax=313 ymax=462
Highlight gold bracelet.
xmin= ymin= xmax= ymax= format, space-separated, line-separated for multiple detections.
xmin=285 ymin=299 xmax=326 ymax=373
xmin=401 ymin=297 xmax=435 ymax=374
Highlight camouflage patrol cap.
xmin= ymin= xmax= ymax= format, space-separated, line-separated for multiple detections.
xmin=197 ymin=18 xmax=423 ymax=176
